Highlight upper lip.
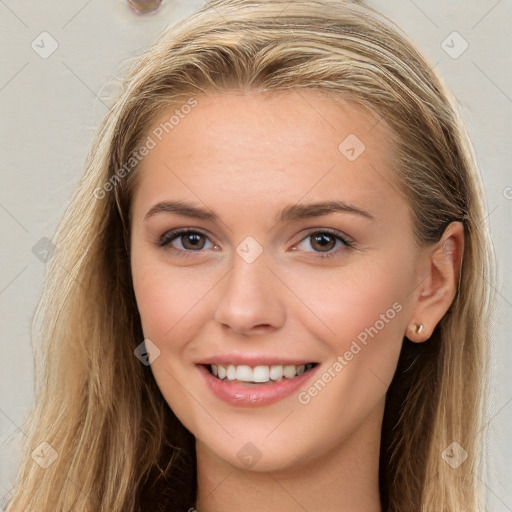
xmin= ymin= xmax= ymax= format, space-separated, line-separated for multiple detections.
xmin=196 ymin=353 xmax=317 ymax=366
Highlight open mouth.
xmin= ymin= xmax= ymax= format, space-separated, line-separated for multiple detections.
xmin=204 ymin=363 xmax=318 ymax=385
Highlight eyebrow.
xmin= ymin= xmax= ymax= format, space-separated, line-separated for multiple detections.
xmin=144 ymin=199 xmax=376 ymax=223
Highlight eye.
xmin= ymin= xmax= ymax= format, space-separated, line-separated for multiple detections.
xmin=157 ymin=228 xmax=354 ymax=259
xmin=158 ymin=229 xmax=216 ymax=254
xmin=294 ymin=229 xmax=353 ymax=258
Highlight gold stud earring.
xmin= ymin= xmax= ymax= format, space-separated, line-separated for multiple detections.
xmin=415 ymin=323 xmax=425 ymax=334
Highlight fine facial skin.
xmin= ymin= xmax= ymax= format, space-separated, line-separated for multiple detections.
xmin=129 ymin=90 xmax=464 ymax=512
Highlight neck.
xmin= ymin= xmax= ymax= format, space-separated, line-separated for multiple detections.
xmin=194 ymin=399 xmax=384 ymax=512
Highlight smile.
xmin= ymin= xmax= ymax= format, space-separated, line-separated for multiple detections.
xmin=208 ymin=363 xmax=317 ymax=384
xmin=197 ymin=362 xmax=320 ymax=406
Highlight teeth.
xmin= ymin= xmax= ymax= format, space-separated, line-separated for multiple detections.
xmin=235 ymin=365 xmax=253 ymax=382
xmin=227 ymin=364 xmax=236 ymax=381
xmin=209 ymin=363 xmax=315 ymax=383
xmin=269 ymin=364 xmax=283 ymax=380
xmin=252 ymin=365 xmax=270 ymax=383
xmin=283 ymin=364 xmax=297 ymax=378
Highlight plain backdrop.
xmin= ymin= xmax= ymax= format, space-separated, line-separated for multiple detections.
xmin=1 ymin=0 xmax=511 ymax=510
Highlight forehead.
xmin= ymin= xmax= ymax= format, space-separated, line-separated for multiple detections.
xmin=131 ymin=89 xmax=403 ymax=224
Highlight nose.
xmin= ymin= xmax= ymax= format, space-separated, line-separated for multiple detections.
xmin=213 ymin=249 xmax=286 ymax=336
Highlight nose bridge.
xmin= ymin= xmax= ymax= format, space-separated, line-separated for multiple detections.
xmin=214 ymin=244 xmax=285 ymax=334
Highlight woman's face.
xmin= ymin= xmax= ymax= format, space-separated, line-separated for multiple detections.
xmin=130 ymin=90 xmax=425 ymax=472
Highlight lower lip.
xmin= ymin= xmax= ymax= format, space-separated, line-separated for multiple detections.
xmin=197 ymin=364 xmax=320 ymax=407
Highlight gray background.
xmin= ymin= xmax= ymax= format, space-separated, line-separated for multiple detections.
xmin=0 ymin=0 xmax=511 ymax=510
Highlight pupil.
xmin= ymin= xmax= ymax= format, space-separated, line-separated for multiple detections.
xmin=312 ymin=233 xmax=334 ymax=251
xmin=183 ymin=233 xmax=204 ymax=250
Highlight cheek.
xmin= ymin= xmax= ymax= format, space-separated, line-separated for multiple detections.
xmin=289 ymin=264 xmax=408 ymax=413
xmin=131 ymin=260 xmax=218 ymax=430
xmin=289 ymin=270 xmax=406 ymax=444
xmin=131 ymin=256 xmax=214 ymax=341
xmin=289 ymin=262 xmax=407 ymax=350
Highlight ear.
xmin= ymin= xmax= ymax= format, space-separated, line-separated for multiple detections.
xmin=406 ymin=221 xmax=464 ymax=343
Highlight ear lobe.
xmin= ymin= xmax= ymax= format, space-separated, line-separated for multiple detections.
xmin=405 ymin=221 xmax=464 ymax=343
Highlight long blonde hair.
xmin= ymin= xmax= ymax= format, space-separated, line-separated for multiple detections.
xmin=6 ymin=1 xmax=495 ymax=510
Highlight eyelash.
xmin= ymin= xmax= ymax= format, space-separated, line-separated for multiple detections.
xmin=157 ymin=228 xmax=354 ymax=259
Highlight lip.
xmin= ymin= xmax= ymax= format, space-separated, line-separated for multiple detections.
xmin=197 ymin=363 xmax=320 ymax=407
xmin=196 ymin=353 xmax=316 ymax=366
